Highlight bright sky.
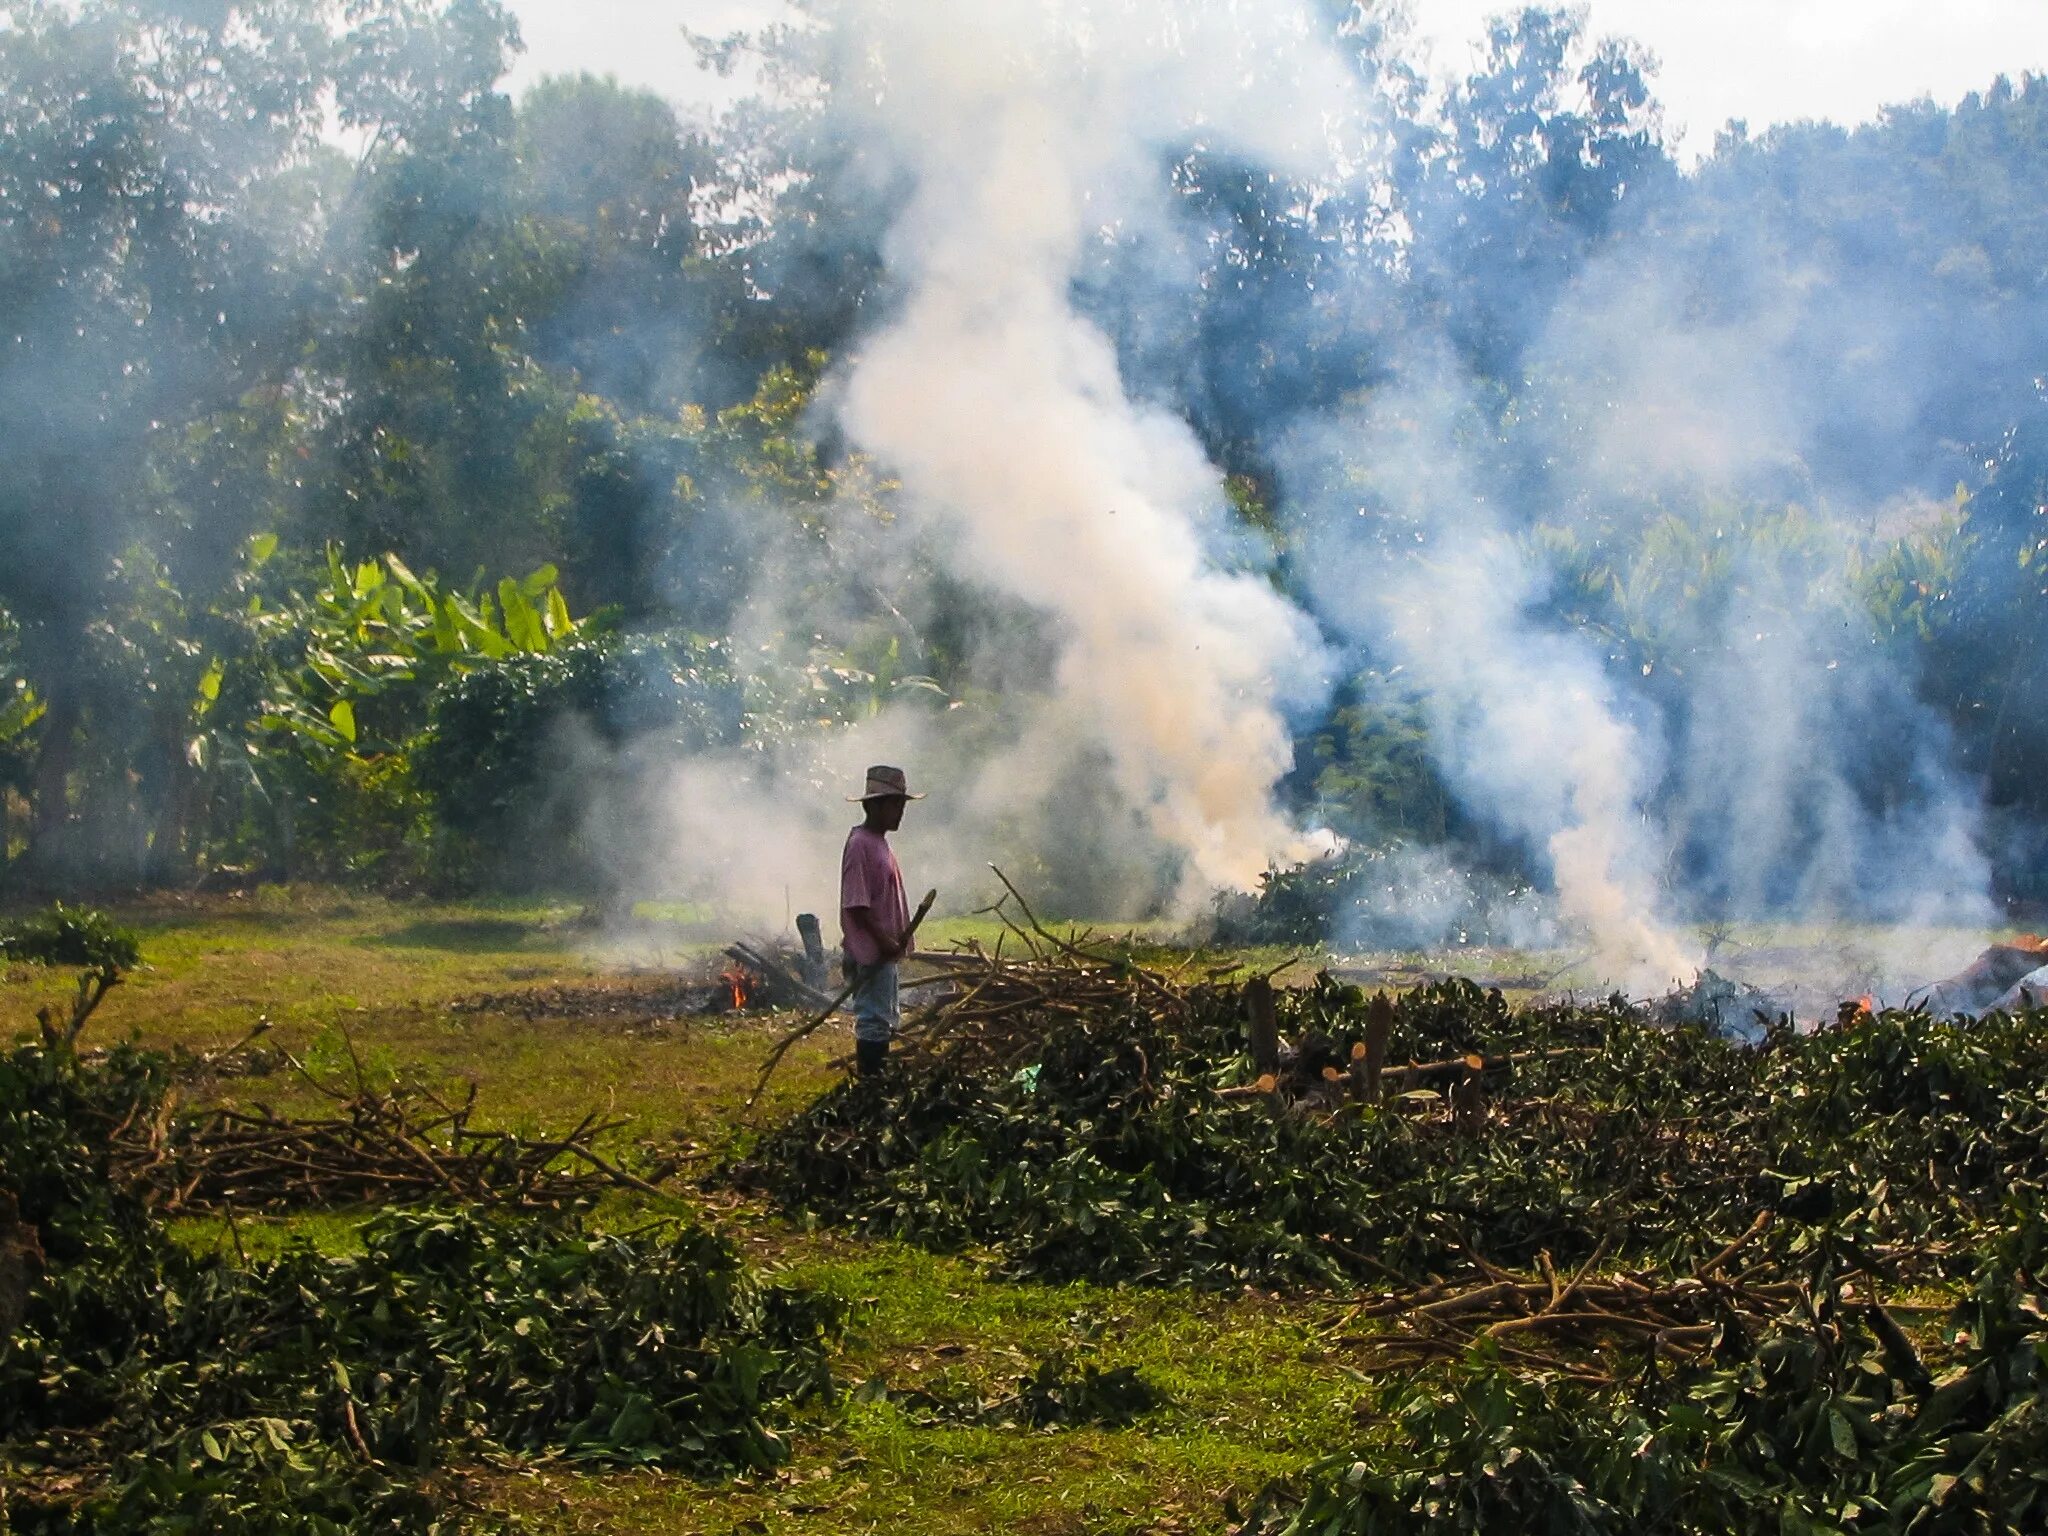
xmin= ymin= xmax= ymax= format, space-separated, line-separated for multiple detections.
xmin=1413 ymin=0 xmax=2048 ymax=156
xmin=502 ymin=0 xmax=2048 ymax=158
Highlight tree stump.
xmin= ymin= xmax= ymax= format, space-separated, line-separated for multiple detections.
xmin=795 ymin=913 xmax=829 ymax=991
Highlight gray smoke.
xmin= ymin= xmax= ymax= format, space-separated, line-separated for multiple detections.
xmin=1274 ymin=93 xmax=1996 ymax=983
xmin=1282 ymin=357 xmax=1699 ymax=991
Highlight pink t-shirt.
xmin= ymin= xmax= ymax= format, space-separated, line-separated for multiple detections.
xmin=840 ymin=825 xmax=909 ymax=967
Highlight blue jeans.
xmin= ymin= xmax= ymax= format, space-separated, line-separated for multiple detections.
xmin=849 ymin=959 xmax=900 ymax=1044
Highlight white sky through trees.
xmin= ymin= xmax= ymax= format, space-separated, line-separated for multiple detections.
xmin=505 ymin=0 xmax=2048 ymax=158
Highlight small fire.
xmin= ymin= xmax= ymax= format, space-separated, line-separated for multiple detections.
xmin=720 ymin=965 xmax=759 ymax=1011
xmin=1838 ymin=994 xmax=1878 ymax=1028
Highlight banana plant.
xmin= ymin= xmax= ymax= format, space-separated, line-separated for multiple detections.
xmin=253 ymin=544 xmax=598 ymax=758
xmin=0 ymin=605 xmax=43 ymax=749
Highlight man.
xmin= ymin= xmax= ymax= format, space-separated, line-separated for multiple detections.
xmin=840 ymin=764 xmax=921 ymax=1075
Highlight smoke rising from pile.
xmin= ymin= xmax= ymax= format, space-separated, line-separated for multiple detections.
xmin=822 ymin=0 xmax=1355 ymax=902
xmin=1284 ymin=373 xmax=1699 ymax=991
xmin=1529 ymin=236 xmax=1997 ymax=935
xmin=1273 ymin=158 xmax=1995 ymax=980
xmin=625 ymin=4 xmax=2010 ymax=981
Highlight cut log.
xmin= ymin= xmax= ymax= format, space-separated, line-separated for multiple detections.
xmin=1452 ymin=1063 xmax=1486 ymax=1133
xmin=1376 ymin=1046 xmax=1589 ymax=1090
xmin=1362 ymin=991 xmax=1392 ymax=1096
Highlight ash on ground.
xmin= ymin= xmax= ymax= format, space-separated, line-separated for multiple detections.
xmin=1650 ymin=969 xmax=1791 ymax=1043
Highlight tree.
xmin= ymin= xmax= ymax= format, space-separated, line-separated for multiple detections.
xmin=0 ymin=0 xmax=338 ymax=869
xmin=301 ymin=0 xmax=570 ymax=579
xmin=683 ymin=10 xmax=903 ymax=390
xmin=516 ymin=74 xmax=743 ymax=415
xmin=1396 ymin=6 xmax=1673 ymax=382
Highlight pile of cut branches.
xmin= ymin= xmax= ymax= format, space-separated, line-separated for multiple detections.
xmin=1245 ymin=1224 xmax=2048 ymax=1536
xmin=116 ymin=1074 xmax=658 ymax=1214
xmin=743 ymin=900 xmax=2048 ymax=1533
xmin=746 ymin=886 xmax=2048 ymax=1298
xmin=1344 ymin=1215 xmax=1824 ymax=1385
xmin=93 ymin=1023 xmax=667 ymax=1213
xmin=878 ymin=943 xmax=1235 ymax=1079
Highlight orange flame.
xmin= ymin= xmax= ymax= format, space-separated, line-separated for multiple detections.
xmin=720 ymin=965 xmax=758 ymax=1011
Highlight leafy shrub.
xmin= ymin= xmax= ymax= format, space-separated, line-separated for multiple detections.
xmin=1244 ymin=1226 xmax=2048 ymax=1535
xmin=1209 ymin=845 xmax=1548 ymax=949
xmin=1 ymin=1035 xmax=842 ymax=1532
xmin=414 ymin=633 xmax=740 ymax=890
xmin=0 ymin=903 xmax=140 ymax=975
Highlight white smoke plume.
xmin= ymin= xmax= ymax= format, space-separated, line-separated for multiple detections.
xmin=619 ymin=2 xmax=1998 ymax=984
xmin=1284 ymin=372 xmax=1701 ymax=993
xmin=1528 ymin=237 xmax=1997 ymax=934
xmin=820 ymin=0 xmax=1358 ymax=903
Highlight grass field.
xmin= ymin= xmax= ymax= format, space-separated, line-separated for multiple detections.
xmin=2 ymin=890 xmax=2018 ymax=1533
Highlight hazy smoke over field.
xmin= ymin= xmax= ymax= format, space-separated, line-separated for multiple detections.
xmin=1272 ymin=199 xmax=1995 ymax=981
xmin=7 ymin=0 xmax=2034 ymax=993
xmin=627 ymin=1 xmax=2013 ymax=979
xmin=1531 ymin=237 xmax=1996 ymax=934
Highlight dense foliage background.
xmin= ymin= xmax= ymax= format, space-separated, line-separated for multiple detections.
xmin=1 ymin=0 xmax=2042 ymax=907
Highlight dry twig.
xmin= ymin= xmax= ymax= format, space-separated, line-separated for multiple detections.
xmin=108 ymin=1039 xmax=668 ymax=1213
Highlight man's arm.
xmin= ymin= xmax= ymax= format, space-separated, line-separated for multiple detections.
xmin=845 ymin=904 xmax=908 ymax=962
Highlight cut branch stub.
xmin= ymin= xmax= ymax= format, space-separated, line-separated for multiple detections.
xmin=1363 ymin=992 xmax=1392 ymax=1097
xmin=1245 ymin=976 xmax=1281 ymax=1076
xmin=794 ymin=913 xmax=828 ymax=991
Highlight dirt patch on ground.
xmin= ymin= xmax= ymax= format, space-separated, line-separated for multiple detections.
xmin=449 ymin=972 xmax=766 ymax=1024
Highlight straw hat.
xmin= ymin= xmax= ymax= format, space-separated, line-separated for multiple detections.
xmin=849 ymin=765 xmax=925 ymax=802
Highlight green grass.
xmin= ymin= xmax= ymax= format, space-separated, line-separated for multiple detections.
xmin=488 ymin=1242 xmax=1367 ymax=1535
xmin=0 ymin=887 xmax=818 ymax=1136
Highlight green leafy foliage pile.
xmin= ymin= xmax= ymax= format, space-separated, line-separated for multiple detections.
xmin=0 ymin=1035 xmax=842 ymax=1533
xmin=850 ymin=1345 xmax=1167 ymax=1431
xmin=758 ymin=970 xmax=2048 ymax=1530
xmin=1242 ymin=1223 xmax=2048 ymax=1535
xmin=751 ymin=977 xmax=2048 ymax=1290
xmin=1007 ymin=1349 xmax=1167 ymax=1430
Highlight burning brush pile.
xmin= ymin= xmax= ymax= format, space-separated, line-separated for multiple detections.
xmin=744 ymin=915 xmax=2048 ymax=1531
